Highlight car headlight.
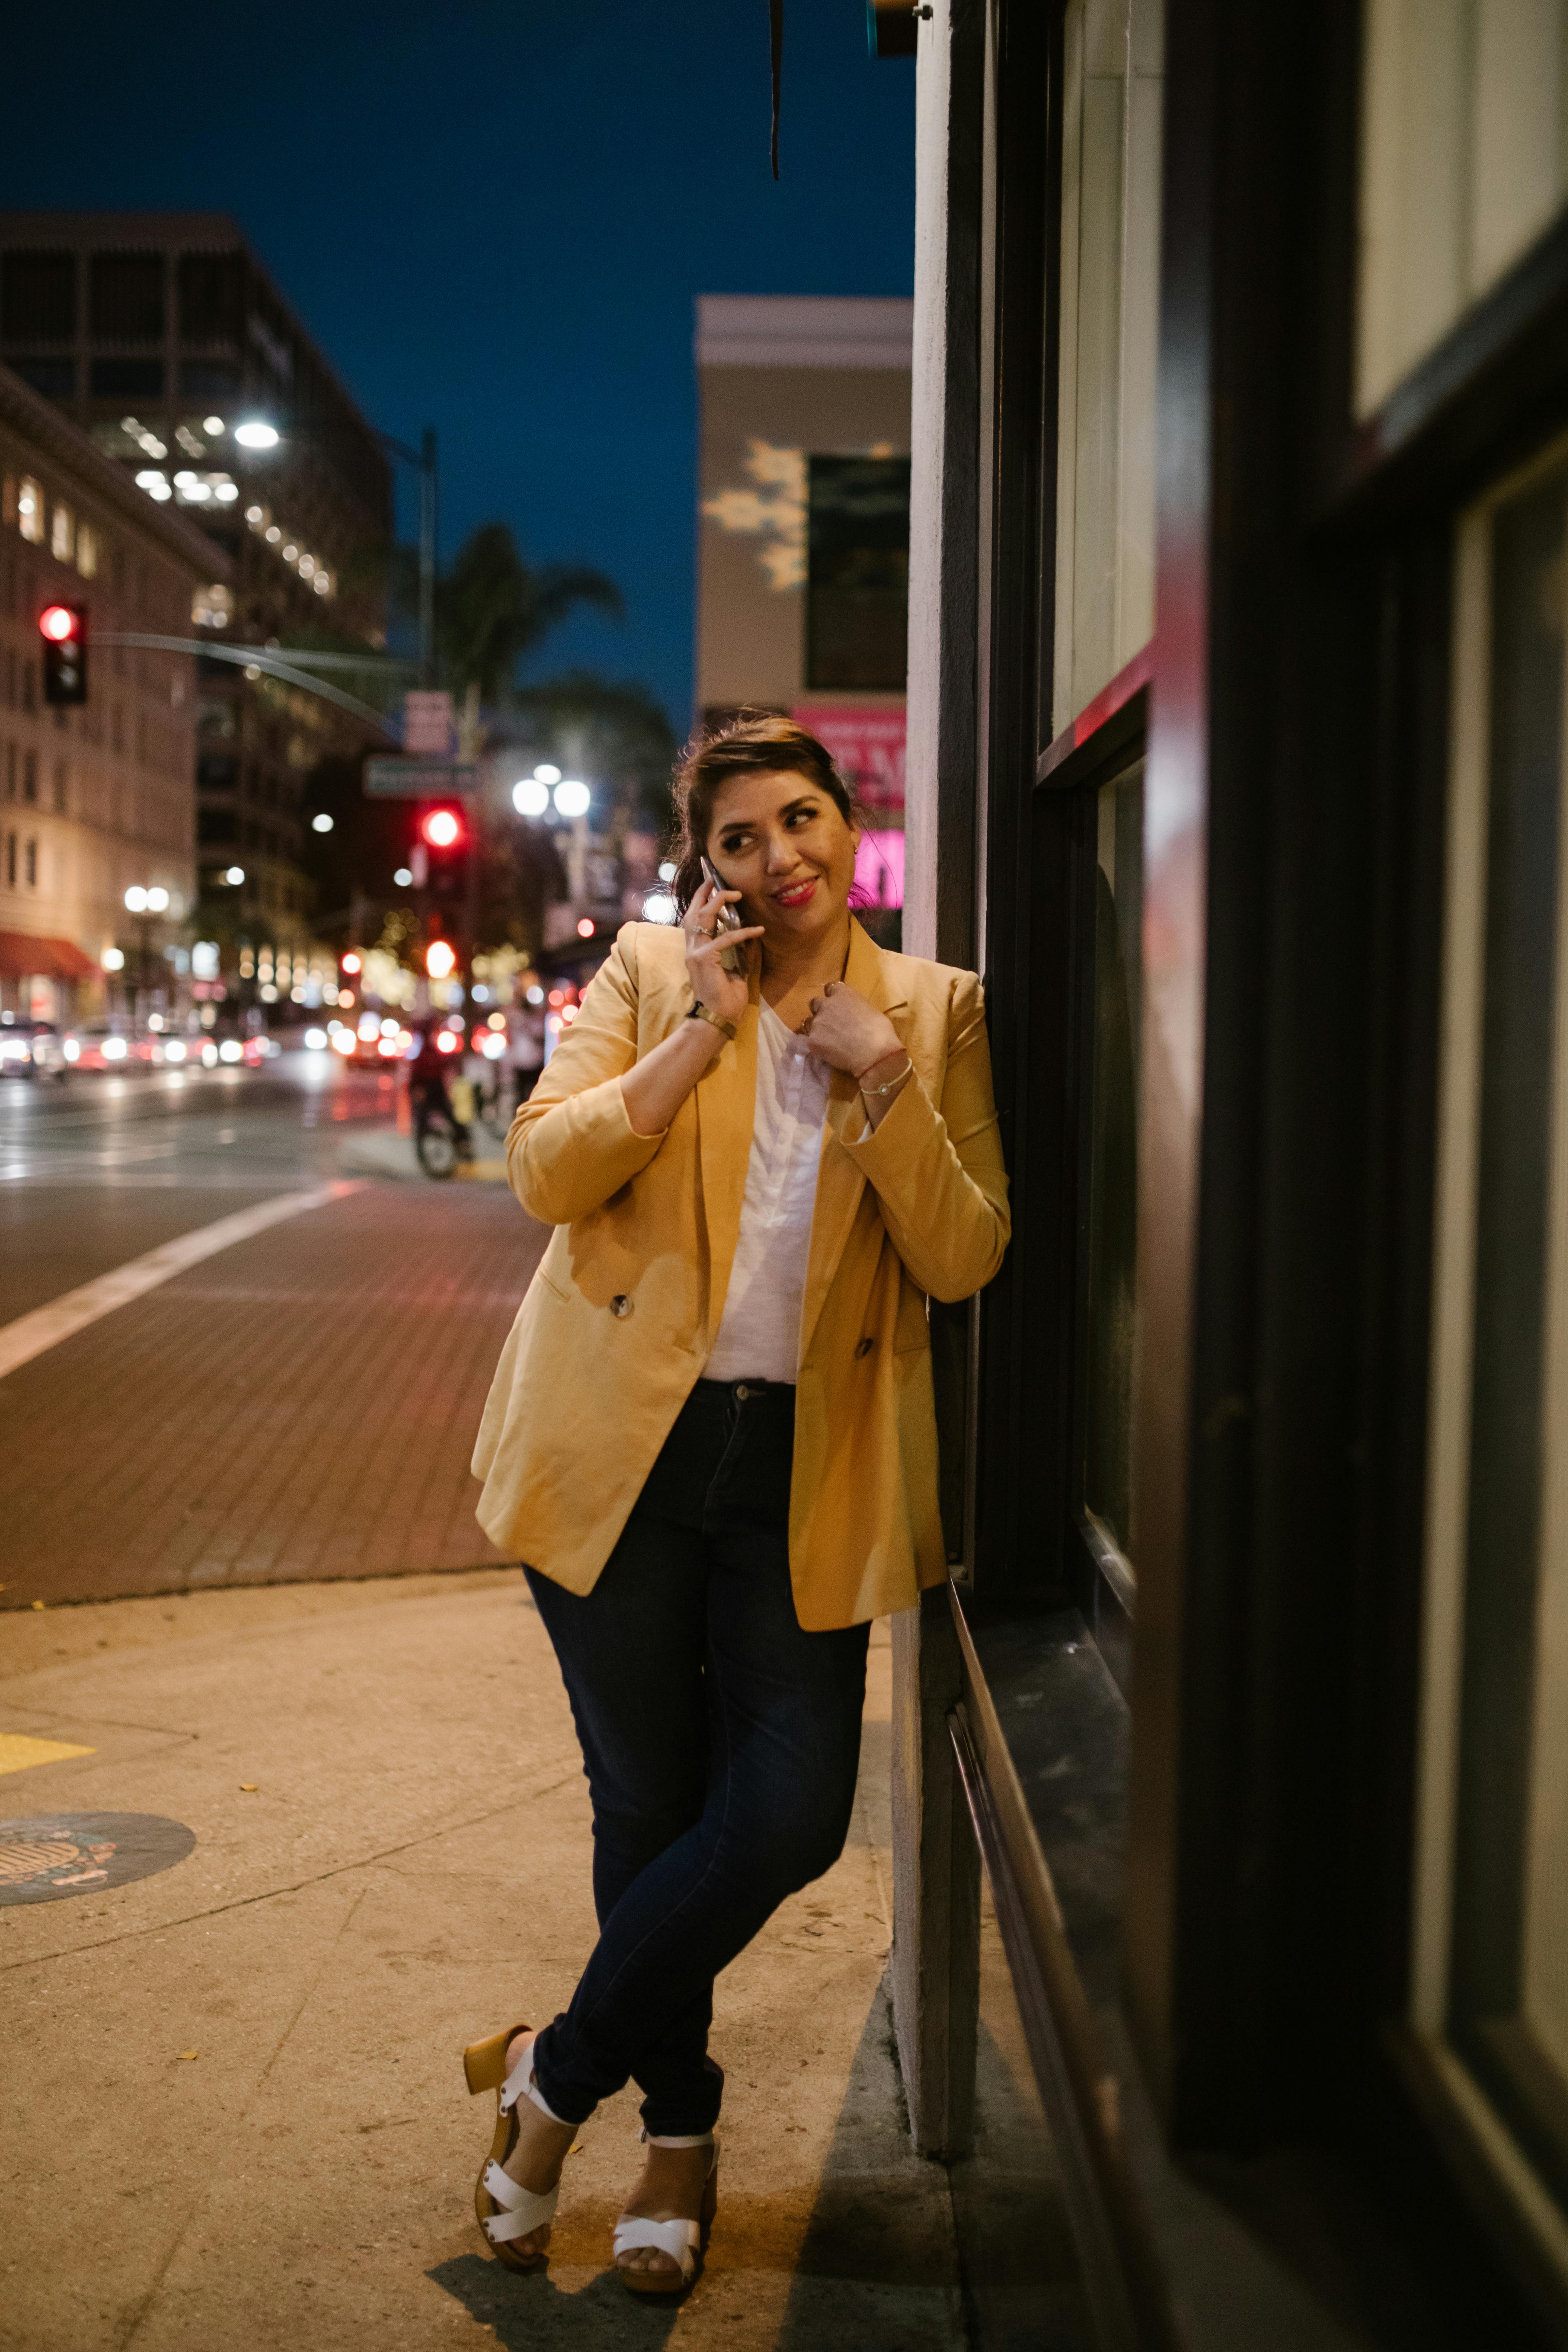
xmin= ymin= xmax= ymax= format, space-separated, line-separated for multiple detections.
xmin=62 ymin=1037 xmax=80 ymax=1062
xmin=218 ymin=1039 xmax=244 ymax=1063
xmin=102 ymin=1036 xmax=127 ymax=1060
xmin=303 ymin=1028 xmax=328 ymax=1050
xmin=164 ymin=1039 xmax=187 ymax=1062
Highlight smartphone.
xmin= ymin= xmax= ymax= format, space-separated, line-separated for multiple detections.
xmin=699 ymin=855 xmax=747 ymax=974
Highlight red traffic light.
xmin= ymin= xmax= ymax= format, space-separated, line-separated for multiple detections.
xmin=39 ymin=604 xmax=80 ymax=643
xmin=421 ymin=807 xmax=463 ymax=850
xmin=340 ymin=951 xmax=362 ymax=975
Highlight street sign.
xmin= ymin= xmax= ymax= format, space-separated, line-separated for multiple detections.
xmin=403 ymin=689 xmax=454 ymax=753
xmin=364 ymin=757 xmax=480 ymax=797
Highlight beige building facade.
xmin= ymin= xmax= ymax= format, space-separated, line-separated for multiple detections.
xmin=695 ymin=297 xmax=912 ymax=924
xmin=0 ymin=360 xmax=223 ymax=1019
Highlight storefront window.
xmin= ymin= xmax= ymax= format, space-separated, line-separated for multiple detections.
xmin=1052 ymin=0 xmax=1165 ymax=729
xmin=1417 ymin=431 xmax=1568 ymax=2261
xmin=1358 ymin=0 xmax=1568 ymax=415
xmin=1085 ymin=757 xmax=1144 ymax=1571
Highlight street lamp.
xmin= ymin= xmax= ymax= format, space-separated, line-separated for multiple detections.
xmin=123 ymin=885 xmax=170 ymax=1014
xmin=234 ymin=420 xmax=280 ymax=450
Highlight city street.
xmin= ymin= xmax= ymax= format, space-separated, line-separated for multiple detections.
xmin=0 ymin=1057 xmax=529 ymax=1608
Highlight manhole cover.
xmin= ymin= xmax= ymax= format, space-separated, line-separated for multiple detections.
xmin=0 ymin=1813 xmax=195 ymax=1906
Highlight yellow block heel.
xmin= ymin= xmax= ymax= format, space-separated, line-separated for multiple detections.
xmin=463 ymin=2023 xmax=559 ymax=2272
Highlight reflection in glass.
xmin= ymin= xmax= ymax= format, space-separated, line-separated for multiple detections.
xmin=1086 ymin=759 xmax=1144 ymax=1558
xmin=1424 ymin=438 xmax=1568 ymax=2238
xmin=948 ymin=1863 xmax=1094 ymax=2350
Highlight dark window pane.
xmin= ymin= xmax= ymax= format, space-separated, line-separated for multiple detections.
xmin=176 ymin=252 xmax=242 ymax=342
xmin=1446 ymin=446 xmax=1568 ymax=2214
xmin=88 ymin=252 xmax=164 ymax=341
xmin=1084 ymin=759 xmax=1144 ymax=1557
xmin=806 ymin=455 xmax=911 ymax=692
xmin=1 ymin=252 xmax=75 ymax=340
xmin=10 ymin=357 xmax=75 ymax=400
xmin=198 ymin=754 xmax=239 ymax=791
xmin=89 ymin=358 xmax=164 ymax=399
xmin=197 ymin=805 xmax=239 ymax=845
xmin=178 ymin=359 xmax=240 ymax=403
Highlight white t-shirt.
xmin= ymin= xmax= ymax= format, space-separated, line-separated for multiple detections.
xmin=705 ymin=1001 xmax=831 ymax=1383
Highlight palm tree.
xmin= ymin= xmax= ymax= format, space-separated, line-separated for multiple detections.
xmin=437 ymin=524 xmax=623 ymax=704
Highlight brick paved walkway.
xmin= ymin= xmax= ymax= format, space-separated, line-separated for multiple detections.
xmin=0 ymin=1183 xmax=544 ymax=1607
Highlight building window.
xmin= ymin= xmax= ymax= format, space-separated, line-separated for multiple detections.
xmin=76 ymin=524 xmax=99 ymax=580
xmin=804 ymin=455 xmax=911 ymax=692
xmin=22 ymin=663 xmax=35 ymax=714
xmin=50 ymin=503 xmax=73 ymax=564
xmin=88 ymin=250 xmax=164 ymax=342
xmin=52 ymin=760 xmax=66 ymax=814
xmin=176 ymin=252 xmax=242 ymax=343
xmin=1052 ymin=0 xmax=1165 ymax=728
xmin=16 ymin=477 xmax=44 ymax=546
xmin=1358 ymin=0 xmax=1568 ymax=417
xmin=192 ymin=583 xmax=233 ymax=629
xmin=1416 ymin=427 xmax=1568 ymax=2264
xmin=89 ymin=358 xmax=164 ymax=400
xmin=1084 ymin=756 xmax=1145 ymax=1575
xmin=12 ymin=358 xmax=76 ymax=401
xmin=0 ymin=250 xmax=76 ymax=340
xmin=23 ymin=837 xmax=35 ymax=888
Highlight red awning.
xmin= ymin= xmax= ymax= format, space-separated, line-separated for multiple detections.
xmin=0 ymin=931 xmax=97 ymax=981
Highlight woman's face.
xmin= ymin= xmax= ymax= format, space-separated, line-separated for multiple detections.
xmin=705 ymin=769 xmax=860 ymax=951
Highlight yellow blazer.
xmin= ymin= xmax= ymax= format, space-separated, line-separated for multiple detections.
xmin=472 ymin=917 xmax=1009 ymax=1629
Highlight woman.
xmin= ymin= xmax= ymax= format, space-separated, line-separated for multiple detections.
xmin=466 ymin=715 xmax=1009 ymax=2294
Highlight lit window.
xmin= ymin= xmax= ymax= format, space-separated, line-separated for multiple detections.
xmin=23 ymin=837 xmax=36 ymax=888
xmin=1052 ymin=0 xmax=1166 ymax=726
xmin=193 ymin=584 xmax=233 ymax=630
xmin=17 ymin=478 xmax=43 ymax=545
xmin=1358 ymin=0 xmax=1568 ymax=415
xmin=51 ymin=504 xmax=73 ymax=563
xmin=76 ymin=524 xmax=99 ymax=580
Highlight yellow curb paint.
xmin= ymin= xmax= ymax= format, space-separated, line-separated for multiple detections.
xmin=0 ymin=1735 xmax=96 ymax=1776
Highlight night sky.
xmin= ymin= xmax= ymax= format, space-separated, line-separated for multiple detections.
xmin=1 ymin=1 xmax=915 ymax=730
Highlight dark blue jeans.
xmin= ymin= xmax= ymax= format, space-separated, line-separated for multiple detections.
xmin=525 ymin=1378 xmax=870 ymax=2136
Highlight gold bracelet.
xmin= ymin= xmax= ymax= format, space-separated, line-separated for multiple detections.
xmin=687 ymin=1001 xmax=737 ymax=1043
xmin=859 ymin=1055 xmax=913 ymax=1098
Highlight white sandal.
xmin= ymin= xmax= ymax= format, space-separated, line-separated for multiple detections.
xmin=612 ymin=2128 xmax=720 ymax=2297
xmin=462 ymin=2022 xmax=572 ymax=2272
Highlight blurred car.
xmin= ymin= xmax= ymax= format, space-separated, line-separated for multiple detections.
xmin=314 ymin=1012 xmax=416 ymax=1067
xmin=0 ymin=1018 xmax=67 ymax=1079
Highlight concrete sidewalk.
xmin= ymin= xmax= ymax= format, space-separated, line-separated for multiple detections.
xmin=0 ymin=1572 xmax=964 ymax=2352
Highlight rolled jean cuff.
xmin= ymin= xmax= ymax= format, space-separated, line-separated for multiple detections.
xmin=529 ymin=2017 xmax=602 ymax=2130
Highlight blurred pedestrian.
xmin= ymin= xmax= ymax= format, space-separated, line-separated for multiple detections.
xmin=464 ymin=717 xmax=1009 ymax=2294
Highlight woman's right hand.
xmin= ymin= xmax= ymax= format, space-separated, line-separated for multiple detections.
xmin=683 ymin=878 xmax=762 ymax=1027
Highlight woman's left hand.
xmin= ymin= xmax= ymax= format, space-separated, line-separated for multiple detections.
xmin=803 ymin=981 xmax=903 ymax=1080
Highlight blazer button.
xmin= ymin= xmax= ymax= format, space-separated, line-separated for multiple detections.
xmin=855 ymin=1336 xmax=873 ymax=1358
xmin=610 ymin=1294 xmax=632 ymax=1318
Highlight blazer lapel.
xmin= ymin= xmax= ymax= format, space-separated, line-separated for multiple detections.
xmin=797 ymin=923 xmax=910 ymax=1365
xmin=696 ymin=968 xmax=760 ymax=1342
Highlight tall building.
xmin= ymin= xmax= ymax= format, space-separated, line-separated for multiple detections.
xmin=0 ymin=359 xmax=223 ymax=1019
xmin=0 ymin=214 xmax=393 ymax=953
xmin=695 ymin=296 xmax=912 ymax=932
